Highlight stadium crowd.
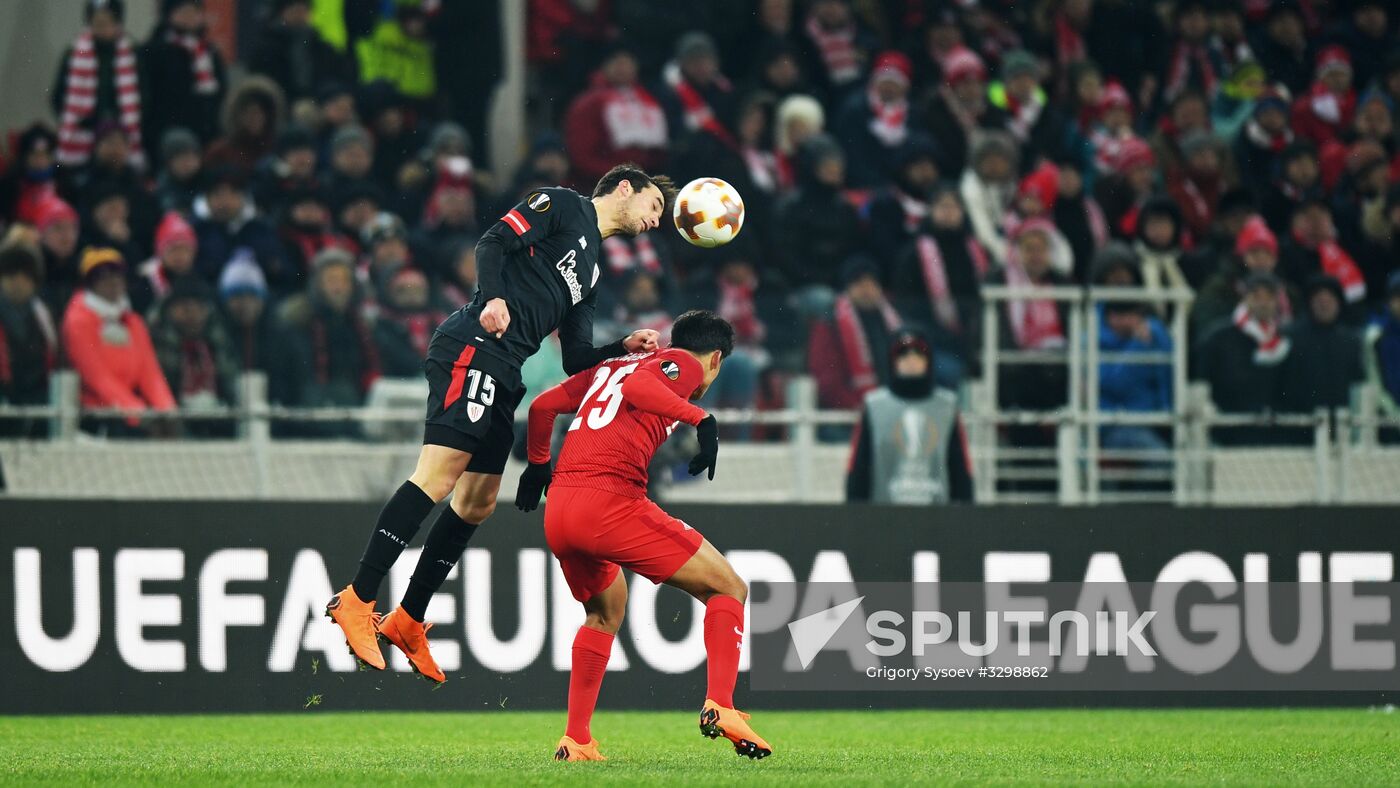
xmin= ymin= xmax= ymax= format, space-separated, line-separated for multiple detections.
xmin=0 ymin=0 xmax=1398 ymax=446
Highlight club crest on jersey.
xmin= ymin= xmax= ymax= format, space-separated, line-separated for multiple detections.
xmin=527 ymin=192 xmax=551 ymax=212
xmin=660 ymin=360 xmax=681 ymax=380
xmin=467 ymin=402 xmax=485 ymax=423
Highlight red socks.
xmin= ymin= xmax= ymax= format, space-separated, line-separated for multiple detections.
xmin=703 ymin=595 xmax=745 ymax=708
xmin=565 ymin=626 xmax=613 ymax=743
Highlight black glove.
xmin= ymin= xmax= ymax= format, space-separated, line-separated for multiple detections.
xmin=515 ymin=461 xmax=553 ymax=512
xmin=688 ymin=414 xmax=719 ymax=480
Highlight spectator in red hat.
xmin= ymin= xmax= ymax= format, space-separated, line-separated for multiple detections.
xmin=61 ymin=246 xmax=175 ymax=435
xmin=1088 ymin=81 xmax=1139 ymax=174
xmin=1191 ymin=215 xmax=1297 ymax=340
xmin=416 ymin=157 xmax=479 ymax=281
xmin=922 ymin=45 xmax=1006 ymax=176
xmin=1290 ymin=45 xmax=1357 ymax=147
xmin=33 ymin=196 xmax=82 ymax=313
xmin=1093 ymin=137 xmax=1157 ymax=238
xmin=131 ymin=211 xmax=200 ymax=317
xmin=1002 ymin=162 xmax=1075 ymax=278
xmin=833 ymin=50 xmax=922 ymax=187
xmin=563 ymin=46 xmax=669 ymax=189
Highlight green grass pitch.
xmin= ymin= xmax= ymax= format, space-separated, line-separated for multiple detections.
xmin=2 ymin=708 xmax=1397 ymax=785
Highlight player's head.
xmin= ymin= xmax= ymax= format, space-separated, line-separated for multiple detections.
xmin=592 ymin=164 xmax=677 ymax=237
xmin=669 ymin=309 xmax=734 ymax=397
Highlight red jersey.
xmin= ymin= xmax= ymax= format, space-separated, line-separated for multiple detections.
xmin=527 ymin=348 xmax=708 ymax=498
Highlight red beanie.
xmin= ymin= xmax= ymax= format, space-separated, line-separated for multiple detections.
xmin=155 ymin=211 xmax=197 ymax=256
xmin=1234 ymin=216 xmax=1277 ymax=256
xmin=1101 ymin=80 xmax=1132 ymax=112
xmin=871 ymin=51 xmax=913 ymax=86
xmin=1111 ymin=137 xmax=1156 ymax=172
xmin=34 ymin=196 xmax=78 ymax=232
xmin=1314 ymin=46 xmax=1351 ymax=79
xmin=941 ymin=46 xmax=986 ymax=85
xmin=1017 ymin=162 xmax=1060 ymax=211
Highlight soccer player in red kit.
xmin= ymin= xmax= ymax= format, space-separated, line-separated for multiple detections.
xmin=514 ymin=310 xmax=772 ymax=762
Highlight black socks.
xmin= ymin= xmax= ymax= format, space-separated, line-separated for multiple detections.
xmin=401 ymin=505 xmax=479 ymax=621
xmin=351 ymin=481 xmax=436 ymax=602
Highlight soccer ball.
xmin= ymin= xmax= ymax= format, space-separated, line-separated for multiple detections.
xmin=672 ymin=177 xmax=745 ymax=248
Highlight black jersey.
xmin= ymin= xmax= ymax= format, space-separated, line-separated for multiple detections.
xmin=436 ymin=187 xmax=624 ymax=376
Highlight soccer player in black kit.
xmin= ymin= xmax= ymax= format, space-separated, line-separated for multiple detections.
xmin=326 ymin=165 xmax=678 ymax=682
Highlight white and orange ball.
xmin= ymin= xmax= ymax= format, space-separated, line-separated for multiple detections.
xmin=672 ymin=177 xmax=745 ymax=248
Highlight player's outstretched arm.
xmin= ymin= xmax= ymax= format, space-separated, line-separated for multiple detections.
xmin=517 ymin=376 xmax=591 ymax=512
xmin=557 ymin=293 xmax=658 ymax=374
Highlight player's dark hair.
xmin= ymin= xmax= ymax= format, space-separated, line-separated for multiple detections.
xmin=592 ymin=163 xmax=678 ymax=215
xmin=670 ymin=309 xmax=734 ymax=359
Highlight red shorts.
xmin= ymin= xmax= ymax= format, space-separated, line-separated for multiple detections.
xmin=544 ymin=485 xmax=704 ymax=602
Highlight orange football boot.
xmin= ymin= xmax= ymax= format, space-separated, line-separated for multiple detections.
xmin=699 ymin=699 xmax=773 ymax=759
xmin=375 ymin=606 xmax=447 ymax=683
xmin=553 ymin=735 xmax=607 ymax=761
xmin=325 ymin=585 xmax=385 ymax=670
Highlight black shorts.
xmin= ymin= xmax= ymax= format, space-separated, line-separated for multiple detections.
xmin=422 ymin=332 xmax=525 ymax=475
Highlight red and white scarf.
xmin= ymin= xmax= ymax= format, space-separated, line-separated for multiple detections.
xmin=1164 ymin=41 xmax=1217 ymax=103
xmin=1002 ymin=253 xmax=1064 ymax=350
xmin=1305 ymin=82 xmax=1354 ymax=127
xmin=177 ymin=338 xmax=218 ymax=399
xmin=1244 ymin=117 xmax=1292 ymax=153
xmin=742 ymin=147 xmax=782 ymax=193
xmin=896 ymin=191 xmax=927 ymax=233
xmin=834 ymin=294 xmax=901 ymax=393
xmin=1085 ymin=197 xmax=1109 ymax=248
xmin=58 ymin=30 xmax=143 ymax=169
xmin=717 ymin=279 xmax=766 ymax=345
xmin=165 ymin=29 xmax=221 ymax=97
xmin=866 ymin=84 xmax=908 ymax=148
xmin=602 ymin=85 xmax=668 ymax=150
xmin=1317 ymin=238 xmax=1366 ymax=303
xmin=1232 ymin=302 xmax=1290 ymax=364
xmin=916 ymin=233 xmax=988 ymax=333
xmin=602 ymin=234 xmax=661 ymax=275
xmin=1053 ymin=14 xmax=1087 ymax=69
xmin=1003 ymin=90 xmax=1045 ymax=143
xmin=666 ymin=64 xmax=736 ymax=148
xmin=806 ymin=16 xmax=861 ymax=86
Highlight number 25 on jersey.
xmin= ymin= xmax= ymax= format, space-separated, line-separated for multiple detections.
xmin=569 ymin=363 xmax=638 ymax=432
